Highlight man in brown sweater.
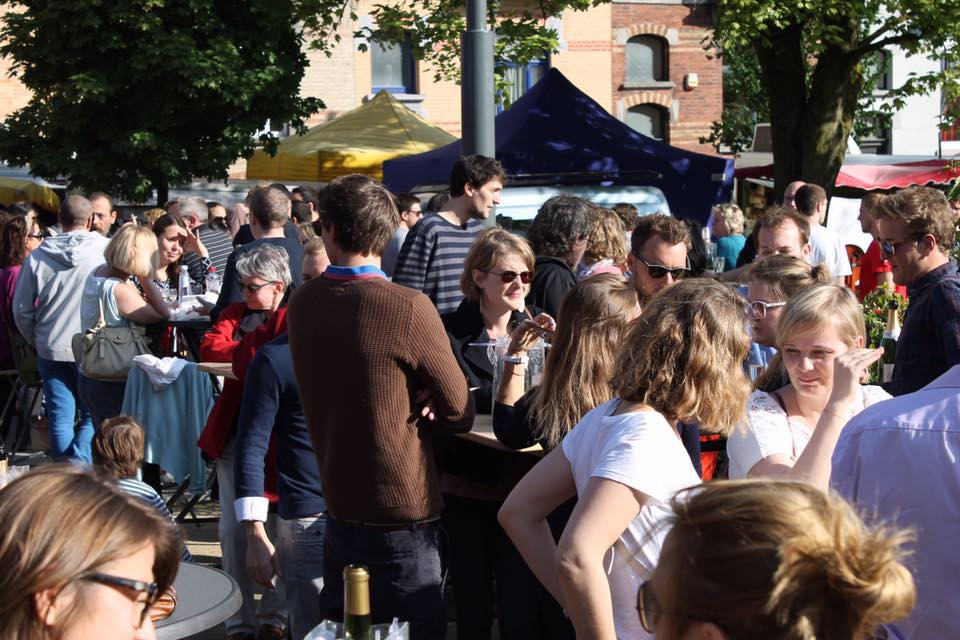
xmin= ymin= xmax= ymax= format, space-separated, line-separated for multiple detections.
xmin=288 ymin=174 xmax=475 ymax=639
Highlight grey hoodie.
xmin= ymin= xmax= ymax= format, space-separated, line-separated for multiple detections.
xmin=13 ymin=231 xmax=110 ymax=361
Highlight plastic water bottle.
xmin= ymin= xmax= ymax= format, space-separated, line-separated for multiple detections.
xmin=205 ymin=266 xmax=220 ymax=295
xmin=177 ymin=264 xmax=190 ymax=306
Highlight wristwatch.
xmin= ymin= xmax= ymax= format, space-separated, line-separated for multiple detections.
xmin=504 ymin=353 xmax=528 ymax=365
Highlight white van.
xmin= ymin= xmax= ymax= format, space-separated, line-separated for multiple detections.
xmin=494 ymin=184 xmax=671 ymax=222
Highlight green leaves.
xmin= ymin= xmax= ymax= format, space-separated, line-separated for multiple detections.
xmin=0 ymin=0 xmax=323 ymax=203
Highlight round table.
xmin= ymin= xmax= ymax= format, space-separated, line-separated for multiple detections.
xmin=156 ymin=562 xmax=241 ymax=639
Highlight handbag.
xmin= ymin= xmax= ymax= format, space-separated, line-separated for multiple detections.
xmin=71 ymin=279 xmax=151 ymax=381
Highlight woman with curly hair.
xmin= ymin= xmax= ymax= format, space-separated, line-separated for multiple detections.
xmin=579 ymin=208 xmax=629 ymax=280
xmin=500 ymin=278 xmax=751 ymax=639
xmin=642 ymin=480 xmax=915 ymax=639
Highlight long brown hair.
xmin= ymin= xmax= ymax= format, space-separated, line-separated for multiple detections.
xmin=660 ymin=480 xmax=915 ymax=639
xmin=613 ymin=279 xmax=751 ymax=434
xmin=152 ymin=212 xmax=190 ymax=286
xmin=0 ymin=465 xmax=180 ymax=640
xmin=0 ymin=215 xmax=28 ymax=268
xmin=528 ymin=274 xmax=637 ymax=449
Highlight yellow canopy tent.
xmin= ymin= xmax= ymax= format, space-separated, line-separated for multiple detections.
xmin=246 ymin=91 xmax=457 ymax=183
xmin=0 ymin=176 xmax=60 ymax=213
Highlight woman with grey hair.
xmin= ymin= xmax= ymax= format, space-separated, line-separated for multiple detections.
xmin=197 ymin=242 xmax=293 ymax=640
xmin=712 ymin=202 xmax=747 ymax=273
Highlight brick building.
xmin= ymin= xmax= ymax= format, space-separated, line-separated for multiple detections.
xmin=294 ymin=0 xmax=722 ymax=156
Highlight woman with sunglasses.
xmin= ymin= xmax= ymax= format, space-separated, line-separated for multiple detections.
xmin=639 ymin=479 xmax=914 ymax=639
xmin=500 ymin=279 xmax=751 ymax=640
xmin=0 ymin=464 xmax=181 ymax=640
xmin=728 ymin=284 xmax=889 ymax=487
xmin=440 ymin=227 xmax=555 ymax=639
xmin=197 ymin=243 xmax=292 ymax=638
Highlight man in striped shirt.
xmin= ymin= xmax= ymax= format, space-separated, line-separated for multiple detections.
xmin=393 ymin=155 xmax=505 ymax=313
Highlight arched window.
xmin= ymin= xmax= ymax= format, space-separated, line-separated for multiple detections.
xmin=626 ymin=104 xmax=668 ymax=141
xmin=625 ymin=35 xmax=667 ymax=84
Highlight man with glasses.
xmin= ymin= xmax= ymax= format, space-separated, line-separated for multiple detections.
xmin=625 ymin=213 xmax=691 ymax=306
xmin=874 ymin=186 xmax=960 ymax=395
xmin=382 ymin=192 xmax=423 ymax=278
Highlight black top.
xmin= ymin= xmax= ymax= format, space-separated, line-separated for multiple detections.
xmin=442 ymin=299 xmax=537 ymax=415
xmin=232 ymin=220 xmax=300 ymax=247
xmin=526 ymin=255 xmax=577 ymax=317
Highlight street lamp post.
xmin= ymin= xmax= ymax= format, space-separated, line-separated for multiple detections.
xmin=461 ymin=0 xmax=496 ymax=158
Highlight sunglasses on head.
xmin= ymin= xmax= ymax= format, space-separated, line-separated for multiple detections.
xmin=634 ymin=254 xmax=690 ymax=279
xmin=481 ymin=269 xmax=534 ymax=284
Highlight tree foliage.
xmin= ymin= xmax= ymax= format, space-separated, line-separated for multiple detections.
xmin=710 ymin=0 xmax=960 ymax=198
xmin=0 ymin=0 xmax=322 ymax=203
xmin=295 ymin=0 xmax=600 ymax=107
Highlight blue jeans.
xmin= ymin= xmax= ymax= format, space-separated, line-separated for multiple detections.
xmin=36 ymin=358 xmax=93 ymax=462
xmin=277 ymin=513 xmax=326 ymax=640
xmin=320 ymin=516 xmax=447 ymax=640
xmin=77 ymin=374 xmax=126 ymax=432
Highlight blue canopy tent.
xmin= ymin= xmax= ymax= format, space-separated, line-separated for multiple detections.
xmin=382 ymin=69 xmax=734 ymax=224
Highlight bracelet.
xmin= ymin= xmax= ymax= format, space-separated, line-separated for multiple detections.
xmin=504 ymin=353 xmax=528 ymax=365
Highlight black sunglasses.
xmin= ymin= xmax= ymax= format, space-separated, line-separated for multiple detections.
xmin=637 ymin=581 xmax=659 ymax=633
xmin=634 ymin=253 xmax=690 ymax=279
xmin=243 ymin=281 xmax=279 ymax=294
xmin=82 ymin=572 xmax=159 ymax=628
xmin=880 ymin=237 xmax=921 ymax=257
xmin=481 ymin=269 xmax=534 ymax=284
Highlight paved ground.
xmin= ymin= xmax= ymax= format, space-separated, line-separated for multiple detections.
xmin=174 ymin=498 xmax=477 ymax=640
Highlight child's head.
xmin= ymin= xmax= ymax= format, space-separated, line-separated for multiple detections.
xmin=92 ymin=416 xmax=146 ymax=479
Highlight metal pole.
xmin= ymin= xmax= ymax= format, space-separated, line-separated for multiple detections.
xmin=461 ymin=0 xmax=496 ymax=158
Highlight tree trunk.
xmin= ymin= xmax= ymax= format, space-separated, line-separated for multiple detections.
xmin=755 ymin=20 xmax=863 ymax=203
xmin=156 ymin=177 xmax=169 ymax=208
xmin=754 ymin=23 xmax=806 ymax=204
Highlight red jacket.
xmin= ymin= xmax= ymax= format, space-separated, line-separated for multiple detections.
xmin=197 ymin=303 xmax=288 ymax=461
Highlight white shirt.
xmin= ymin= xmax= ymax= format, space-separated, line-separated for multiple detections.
xmin=808 ymin=224 xmax=852 ymax=277
xmin=832 ymin=366 xmax=960 ymax=639
xmin=727 ymin=385 xmax=890 ymax=479
xmin=561 ymin=399 xmax=700 ymax=639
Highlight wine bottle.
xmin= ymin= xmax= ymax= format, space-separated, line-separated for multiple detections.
xmin=343 ymin=564 xmax=372 ymax=640
xmin=881 ymin=300 xmax=900 ymax=384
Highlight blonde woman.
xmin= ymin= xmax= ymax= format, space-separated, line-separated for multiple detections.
xmin=77 ymin=225 xmax=171 ymax=428
xmin=580 ymin=208 xmax=629 ymax=279
xmin=711 ymin=203 xmax=746 ymax=272
xmin=643 ymin=480 xmax=915 ymax=639
xmin=443 ymin=227 xmax=541 ymax=413
xmin=727 ymin=284 xmax=889 ymax=487
xmin=500 ymin=279 xmax=751 ymax=640
xmin=0 ymin=465 xmax=181 ymax=640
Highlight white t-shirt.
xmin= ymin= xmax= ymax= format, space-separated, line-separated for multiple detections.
xmin=561 ymin=399 xmax=701 ymax=640
xmin=727 ymin=385 xmax=890 ymax=479
xmin=808 ymin=224 xmax=852 ymax=277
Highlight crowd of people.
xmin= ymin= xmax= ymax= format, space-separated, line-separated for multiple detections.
xmin=0 ymin=154 xmax=957 ymax=640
